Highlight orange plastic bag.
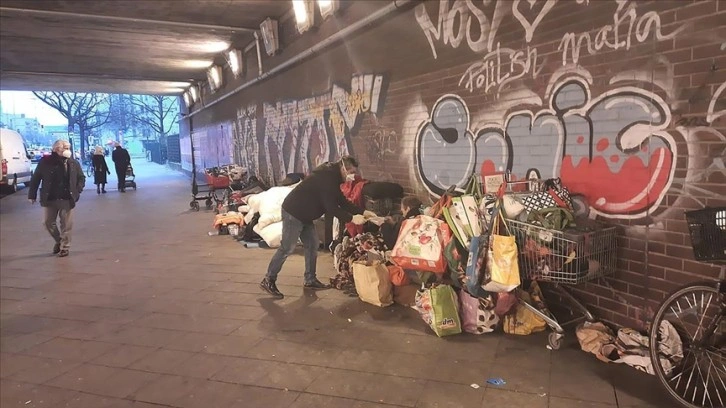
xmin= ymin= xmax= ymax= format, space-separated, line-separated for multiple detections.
xmin=387 ymin=265 xmax=409 ymax=286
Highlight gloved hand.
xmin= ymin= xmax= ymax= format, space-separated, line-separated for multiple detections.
xmin=363 ymin=210 xmax=377 ymax=219
xmin=351 ymin=214 xmax=366 ymax=225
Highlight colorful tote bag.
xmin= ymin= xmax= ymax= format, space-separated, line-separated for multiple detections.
xmin=459 ymin=290 xmax=499 ymax=334
xmin=415 ymin=284 xmax=462 ymax=337
xmin=482 ymin=211 xmax=521 ymax=293
xmin=391 ymin=215 xmax=451 ymax=274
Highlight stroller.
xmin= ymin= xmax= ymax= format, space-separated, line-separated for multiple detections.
xmin=123 ymin=164 xmax=137 ymax=190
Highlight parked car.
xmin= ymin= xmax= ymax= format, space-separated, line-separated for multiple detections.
xmin=0 ymin=128 xmax=33 ymax=191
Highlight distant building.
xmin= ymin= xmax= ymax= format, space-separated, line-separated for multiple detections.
xmin=0 ymin=113 xmax=46 ymax=144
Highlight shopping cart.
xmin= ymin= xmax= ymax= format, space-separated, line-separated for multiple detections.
xmin=508 ymin=219 xmax=618 ymax=349
xmin=190 ymin=169 xmax=229 ymax=211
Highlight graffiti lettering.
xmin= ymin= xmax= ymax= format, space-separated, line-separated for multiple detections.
xmin=511 ymin=0 xmax=556 ymax=43
xmin=233 ymin=74 xmax=386 ymax=184
xmin=414 ymin=68 xmax=678 ymax=219
xmin=459 ymin=44 xmax=543 ymax=96
xmin=707 ymin=81 xmax=726 ymax=125
xmin=415 ymin=0 xmax=507 ymax=59
xmin=558 ymin=1 xmax=687 ymax=66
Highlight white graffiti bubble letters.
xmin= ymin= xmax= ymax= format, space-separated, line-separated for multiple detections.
xmin=558 ymin=1 xmax=687 ymax=66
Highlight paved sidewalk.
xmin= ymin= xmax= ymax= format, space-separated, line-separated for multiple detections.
xmin=0 ymin=162 xmax=676 ymax=408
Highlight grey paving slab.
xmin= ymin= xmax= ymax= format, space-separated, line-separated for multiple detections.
xmin=1 ymin=162 xmax=679 ymax=408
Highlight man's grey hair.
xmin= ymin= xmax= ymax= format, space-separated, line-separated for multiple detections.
xmin=52 ymin=139 xmax=70 ymax=153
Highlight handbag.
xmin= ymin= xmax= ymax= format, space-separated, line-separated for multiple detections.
xmin=352 ymin=261 xmax=393 ymax=307
xmin=459 ymin=290 xmax=499 ymax=334
xmin=391 ymin=215 xmax=451 ymax=274
xmin=482 ymin=210 xmax=521 ymax=293
xmin=415 ymin=284 xmax=462 ymax=337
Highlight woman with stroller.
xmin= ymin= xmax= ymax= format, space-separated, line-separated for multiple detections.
xmin=92 ymin=146 xmax=111 ymax=194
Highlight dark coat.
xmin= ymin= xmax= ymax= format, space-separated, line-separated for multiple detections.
xmin=112 ymin=146 xmax=131 ymax=169
xmin=92 ymin=154 xmax=110 ymax=184
xmin=281 ymin=162 xmax=362 ymax=224
xmin=28 ymin=153 xmax=85 ymax=208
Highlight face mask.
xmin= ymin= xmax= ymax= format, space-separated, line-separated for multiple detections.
xmin=61 ymin=150 xmax=72 ymax=158
xmin=345 ymin=173 xmax=356 ymax=182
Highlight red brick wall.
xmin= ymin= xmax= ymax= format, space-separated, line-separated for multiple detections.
xmin=187 ymin=0 xmax=726 ymax=329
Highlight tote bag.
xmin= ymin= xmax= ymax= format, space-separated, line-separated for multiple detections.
xmin=482 ymin=211 xmax=521 ymax=293
xmin=415 ymin=284 xmax=462 ymax=337
xmin=391 ymin=215 xmax=451 ymax=274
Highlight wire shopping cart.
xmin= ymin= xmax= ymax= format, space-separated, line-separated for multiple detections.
xmin=508 ymin=219 xmax=618 ymax=349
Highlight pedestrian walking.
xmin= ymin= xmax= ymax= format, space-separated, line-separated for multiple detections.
xmin=111 ymin=142 xmax=131 ymax=192
xmin=27 ymin=139 xmax=86 ymax=257
xmin=92 ymin=146 xmax=111 ymax=194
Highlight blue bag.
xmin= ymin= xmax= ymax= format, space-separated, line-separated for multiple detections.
xmin=464 ymin=234 xmax=489 ymax=298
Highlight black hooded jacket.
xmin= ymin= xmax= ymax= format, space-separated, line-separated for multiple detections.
xmin=381 ymin=207 xmax=422 ymax=249
xmin=281 ymin=162 xmax=362 ymax=223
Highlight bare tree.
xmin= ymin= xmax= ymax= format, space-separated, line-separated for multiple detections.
xmin=32 ymin=92 xmax=110 ymax=160
xmin=129 ymin=95 xmax=179 ymax=141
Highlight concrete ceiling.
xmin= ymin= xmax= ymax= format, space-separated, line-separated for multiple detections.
xmin=0 ymin=0 xmax=292 ymax=95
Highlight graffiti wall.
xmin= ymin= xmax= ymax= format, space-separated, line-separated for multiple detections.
xmin=231 ymin=74 xmax=386 ymax=184
xmin=406 ymin=0 xmax=726 ymax=326
xmin=187 ymin=0 xmax=724 ymax=327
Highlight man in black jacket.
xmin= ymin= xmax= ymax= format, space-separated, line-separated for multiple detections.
xmin=27 ymin=139 xmax=86 ymax=257
xmin=111 ymin=142 xmax=131 ymax=192
xmin=260 ymin=156 xmax=376 ymax=298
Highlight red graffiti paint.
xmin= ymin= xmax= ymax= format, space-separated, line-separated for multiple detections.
xmin=560 ymin=147 xmax=673 ymax=215
xmin=596 ymin=138 xmax=609 ymax=152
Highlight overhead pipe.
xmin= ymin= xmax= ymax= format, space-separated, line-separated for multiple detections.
xmin=0 ymin=7 xmax=257 ymax=32
xmin=254 ymin=31 xmax=264 ymax=76
xmin=188 ymin=0 xmax=414 ymax=117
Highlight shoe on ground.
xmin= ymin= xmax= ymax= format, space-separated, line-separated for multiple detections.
xmin=52 ymin=243 xmax=61 ymax=254
xmin=260 ymin=278 xmax=284 ymax=298
xmin=102 ymin=190 xmax=107 ymax=194
xmin=304 ymin=279 xmax=331 ymax=290
xmin=58 ymin=249 xmax=69 ymax=257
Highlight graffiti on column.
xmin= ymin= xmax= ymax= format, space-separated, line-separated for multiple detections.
xmin=232 ymin=74 xmax=386 ymax=184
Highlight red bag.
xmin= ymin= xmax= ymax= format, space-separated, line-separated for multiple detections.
xmin=391 ymin=215 xmax=452 ymax=274
xmin=387 ymin=265 xmax=409 ymax=286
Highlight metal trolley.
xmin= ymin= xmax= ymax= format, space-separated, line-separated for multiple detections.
xmin=508 ymin=219 xmax=618 ymax=350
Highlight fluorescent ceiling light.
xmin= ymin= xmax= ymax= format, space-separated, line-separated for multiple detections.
xmin=227 ymin=49 xmax=243 ymax=77
xmin=318 ymin=0 xmax=338 ymax=19
xmin=293 ymin=0 xmax=313 ymax=33
xmin=207 ymin=65 xmax=223 ymax=91
xmin=183 ymin=92 xmax=192 ymax=106
xmin=189 ymin=85 xmax=199 ymax=102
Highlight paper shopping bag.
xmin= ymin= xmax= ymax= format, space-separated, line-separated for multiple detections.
xmin=352 ymin=261 xmax=393 ymax=307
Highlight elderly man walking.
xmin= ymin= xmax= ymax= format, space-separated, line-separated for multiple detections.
xmin=27 ymin=139 xmax=86 ymax=257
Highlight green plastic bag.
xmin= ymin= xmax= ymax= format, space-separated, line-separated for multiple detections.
xmin=415 ymin=284 xmax=462 ymax=337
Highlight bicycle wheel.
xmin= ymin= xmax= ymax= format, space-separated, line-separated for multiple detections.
xmin=650 ymin=284 xmax=725 ymax=408
xmin=86 ymin=165 xmax=94 ymax=177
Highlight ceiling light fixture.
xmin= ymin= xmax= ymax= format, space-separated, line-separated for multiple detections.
xmin=207 ymin=65 xmax=223 ymax=91
xmin=292 ymin=0 xmax=314 ymax=33
xmin=189 ymin=85 xmax=199 ymax=102
xmin=183 ymin=91 xmax=192 ymax=106
xmin=318 ymin=0 xmax=339 ymax=19
xmin=227 ymin=49 xmax=243 ymax=77
xmin=177 ymin=59 xmax=214 ymax=69
xmin=260 ymin=18 xmax=280 ymax=56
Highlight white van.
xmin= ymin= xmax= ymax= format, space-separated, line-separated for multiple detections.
xmin=0 ymin=128 xmax=33 ymax=191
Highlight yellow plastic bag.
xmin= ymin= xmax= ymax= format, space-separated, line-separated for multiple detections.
xmin=482 ymin=212 xmax=521 ymax=292
xmin=503 ymin=302 xmax=546 ymax=335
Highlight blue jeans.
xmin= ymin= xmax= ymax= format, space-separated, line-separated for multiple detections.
xmin=266 ymin=209 xmax=319 ymax=283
